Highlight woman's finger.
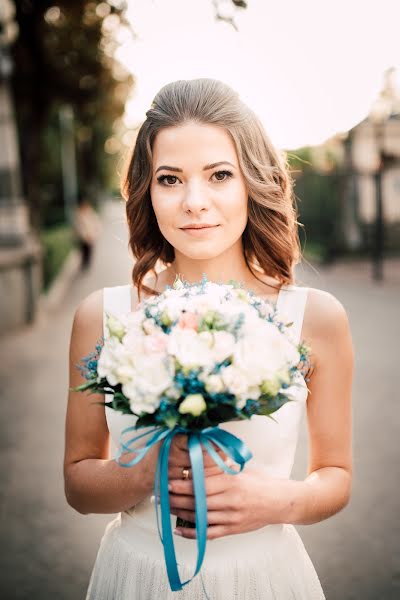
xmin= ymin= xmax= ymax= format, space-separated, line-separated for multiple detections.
xmin=168 ymin=464 xmax=222 ymax=481
xmin=169 ymin=471 xmax=233 ymax=497
xmin=170 ymin=507 xmax=236 ymax=526
xmin=169 ymin=493 xmax=195 ymax=511
xmin=174 ymin=524 xmax=234 ymax=541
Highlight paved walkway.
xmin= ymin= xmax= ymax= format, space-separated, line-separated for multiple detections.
xmin=0 ymin=199 xmax=398 ymax=599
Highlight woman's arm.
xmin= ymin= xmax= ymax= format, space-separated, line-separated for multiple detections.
xmin=64 ymin=289 xmax=158 ymax=515
xmin=284 ymin=288 xmax=354 ymax=525
xmin=169 ymin=288 xmax=354 ymax=539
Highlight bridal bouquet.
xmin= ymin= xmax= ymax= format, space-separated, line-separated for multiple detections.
xmin=72 ymin=275 xmax=309 ymax=592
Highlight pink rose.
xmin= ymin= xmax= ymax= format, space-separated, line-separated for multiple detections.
xmin=144 ymin=333 xmax=168 ymax=354
xmin=178 ymin=311 xmax=199 ymax=330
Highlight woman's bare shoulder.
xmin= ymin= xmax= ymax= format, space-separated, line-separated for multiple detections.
xmin=303 ymin=287 xmax=351 ymax=342
xmin=71 ymin=288 xmax=104 ymax=339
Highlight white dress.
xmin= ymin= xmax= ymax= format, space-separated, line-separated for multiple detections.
xmin=85 ymin=283 xmax=326 ymax=599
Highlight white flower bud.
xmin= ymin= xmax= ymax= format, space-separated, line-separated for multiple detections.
xmin=178 ymin=393 xmax=207 ymax=417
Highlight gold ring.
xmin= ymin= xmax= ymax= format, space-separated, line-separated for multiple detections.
xmin=181 ymin=467 xmax=191 ymax=480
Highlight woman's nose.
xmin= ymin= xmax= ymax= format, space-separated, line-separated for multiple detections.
xmin=181 ymin=181 xmax=211 ymax=213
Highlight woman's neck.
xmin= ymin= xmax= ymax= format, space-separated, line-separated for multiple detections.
xmin=169 ymin=250 xmax=259 ymax=287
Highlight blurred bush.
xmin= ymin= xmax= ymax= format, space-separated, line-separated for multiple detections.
xmin=39 ymin=224 xmax=76 ymax=291
xmin=295 ymin=170 xmax=344 ymax=264
xmin=288 ymin=146 xmax=345 ymax=263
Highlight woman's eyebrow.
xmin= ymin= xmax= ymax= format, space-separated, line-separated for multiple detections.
xmin=155 ymin=161 xmax=236 ymax=174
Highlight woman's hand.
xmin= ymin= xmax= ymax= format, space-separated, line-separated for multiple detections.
xmin=168 ymin=463 xmax=298 ymax=540
xmin=168 ymin=434 xmax=228 ymax=480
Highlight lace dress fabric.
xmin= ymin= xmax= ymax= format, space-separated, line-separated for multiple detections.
xmin=85 ymin=284 xmax=326 ymax=599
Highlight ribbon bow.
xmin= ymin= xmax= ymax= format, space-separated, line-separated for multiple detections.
xmin=115 ymin=424 xmax=253 ymax=592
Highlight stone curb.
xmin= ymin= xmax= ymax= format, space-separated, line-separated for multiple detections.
xmin=38 ymin=248 xmax=81 ymax=316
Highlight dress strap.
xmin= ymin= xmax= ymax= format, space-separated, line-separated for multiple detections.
xmin=276 ymin=285 xmax=308 ymax=344
xmin=102 ymin=285 xmax=131 ymax=338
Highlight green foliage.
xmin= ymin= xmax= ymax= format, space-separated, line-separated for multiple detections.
xmin=11 ymin=1 xmax=133 ymax=229
xmin=294 ymin=170 xmax=344 ymax=262
xmin=39 ymin=223 xmax=76 ymax=290
xmin=287 ymin=148 xmax=314 ymax=174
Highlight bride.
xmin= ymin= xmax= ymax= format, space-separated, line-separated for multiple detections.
xmin=64 ymin=78 xmax=353 ymax=599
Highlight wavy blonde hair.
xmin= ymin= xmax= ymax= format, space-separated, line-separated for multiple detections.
xmin=122 ymin=78 xmax=301 ymax=299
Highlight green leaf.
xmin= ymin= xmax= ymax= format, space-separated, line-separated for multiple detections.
xmin=258 ymin=394 xmax=294 ymax=415
xmin=69 ymin=380 xmax=97 ymax=392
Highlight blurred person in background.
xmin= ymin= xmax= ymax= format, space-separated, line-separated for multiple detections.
xmin=73 ymin=192 xmax=102 ymax=271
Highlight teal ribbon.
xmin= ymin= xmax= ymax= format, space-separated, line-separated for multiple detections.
xmin=115 ymin=423 xmax=253 ymax=592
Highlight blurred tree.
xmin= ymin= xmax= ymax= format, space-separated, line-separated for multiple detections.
xmin=11 ymin=0 xmax=133 ymax=229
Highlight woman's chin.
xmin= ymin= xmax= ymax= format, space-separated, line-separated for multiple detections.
xmin=176 ymin=247 xmax=224 ymax=261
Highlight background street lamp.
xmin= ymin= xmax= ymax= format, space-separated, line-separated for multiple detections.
xmin=368 ymin=98 xmax=391 ymax=282
xmin=0 ymin=0 xmax=30 ymax=245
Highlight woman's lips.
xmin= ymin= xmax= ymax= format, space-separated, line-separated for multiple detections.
xmin=180 ymin=225 xmax=220 ymax=237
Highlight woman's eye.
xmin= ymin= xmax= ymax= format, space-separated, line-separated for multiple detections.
xmin=157 ymin=174 xmax=179 ymax=186
xmin=212 ymin=170 xmax=233 ymax=182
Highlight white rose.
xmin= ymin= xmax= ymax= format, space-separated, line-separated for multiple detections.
xmin=211 ymin=330 xmax=236 ymax=363
xmin=122 ymin=355 xmax=174 ymax=414
xmin=122 ymin=381 xmax=159 ymax=414
xmin=221 ymin=365 xmax=249 ymax=397
xmin=98 ymin=338 xmax=133 ymax=385
xmin=204 ymin=374 xmax=225 ymax=394
xmin=186 ymin=295 xmax=222 ymax=315
xmin=233 ymin=321 xmax=299 ymax=384
xmin=159 ymin=296 xmax=188 ymax=321
xmin=178 ymin=393 xmax=207 ymax=417
xmin=115 ymin=364 xmax=135 ymax=384
xmin=125 ymin=308 xmax=145 ymax=328
xmin=97 ymin=343 xmax=115 ymax=380
xmin=122 ymin=328 xmax=147 ymax=357
xmin=167 ymin=328 xmax=214 ymax=370
xmin=134 ymin=355 xmax=174 ymax=396
xmin=198 ymin=330 xmax=213 ymax=347
xmin=143 ymin=331 xmax=168 ymax=355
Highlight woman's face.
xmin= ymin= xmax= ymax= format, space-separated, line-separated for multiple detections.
xmin=150 ymin=122 xmax=248 ymax=262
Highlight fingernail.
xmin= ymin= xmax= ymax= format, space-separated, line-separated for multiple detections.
xmin=168 ymin=483 xmax=172 ymax=492
xmin=173 ymin=528 xmax=183 ymax=536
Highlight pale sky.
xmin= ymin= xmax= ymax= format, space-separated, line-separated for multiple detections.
xmin=114 ymin=0 xmax=400 ymax=149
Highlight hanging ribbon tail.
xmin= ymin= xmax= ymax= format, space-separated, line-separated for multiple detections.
xmin=115 ymin=423 xmax=253 ymax=593
xmin=188 ymin=433 xmax=208 ymax=578
xmin=158 ymin=427 xmax=253 ymax=592
xmin=155 ymin=430 xmax=208 ymax=592
xmin=158 ymin=431 xmax=188 ymax=590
